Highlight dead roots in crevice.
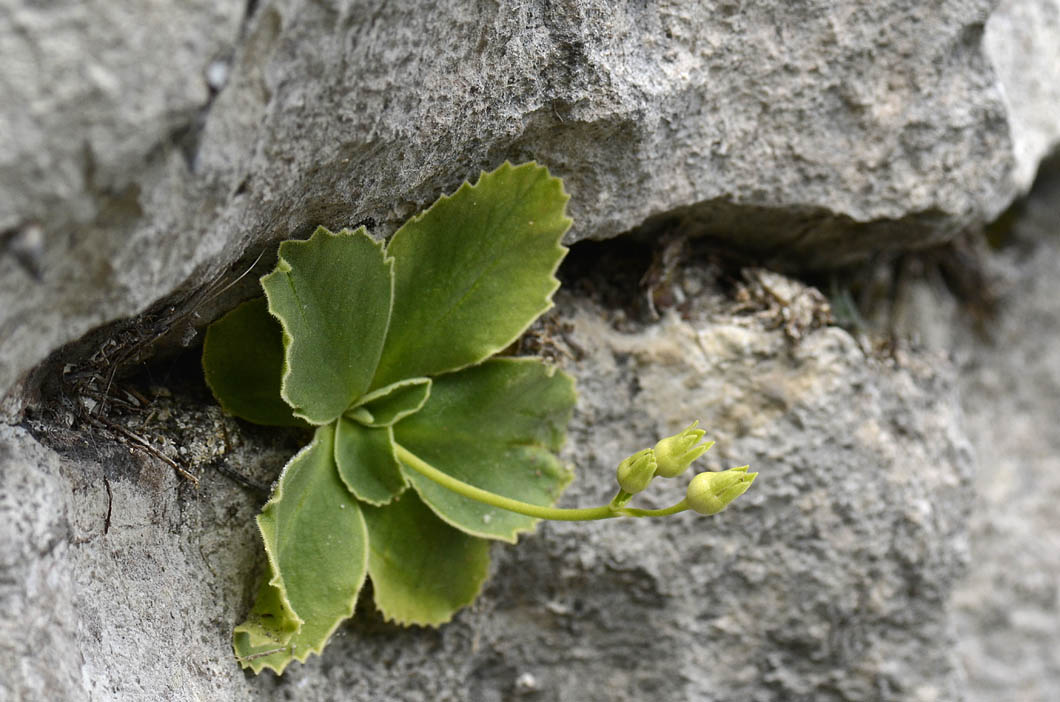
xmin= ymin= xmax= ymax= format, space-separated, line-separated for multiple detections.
xmin=20 ymin=248 xmax=292 ymax=492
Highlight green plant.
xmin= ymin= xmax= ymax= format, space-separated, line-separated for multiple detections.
xmin=202 ymin=162 xmax=756 ymax=674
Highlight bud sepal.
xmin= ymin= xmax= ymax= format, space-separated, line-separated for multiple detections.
xmin=615 ymin=448 xmax=657 ymax=495
xmin=653 ymin=421 xmax=715 ymax=478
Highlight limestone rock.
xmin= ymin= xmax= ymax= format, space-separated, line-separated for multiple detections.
xmin=2 ymin=2 xmax=1056 ymax=698
xmin=953 ymin=166 xmax=1060 ymax=701
xmin=3 ymin=0 xmax=1058 ymax=404
xmin=894 ymin=160 xmax=1060 ymax=702
xmin=986 ymin=0 xmax=1060 ymax=191
xmin=0 ymin=277 xmax=974 ymax=700
xmin=0 ymin=426 xmax=80 ymax=701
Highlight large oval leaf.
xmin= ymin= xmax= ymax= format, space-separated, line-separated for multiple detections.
xmin=392 ymin=358 xmax=575 ymax=542
xmin=262 ymin=226 xmax=394 ymax=425
xmin=362 ymin=490 xmax=490 ymax=626
xmin=370 ymin=162 xmax=570 ymax=389
xmin=201 ymin=297 xmax=306 ymax=427
xmin=233 ymin=424 xmax=368 ymax=674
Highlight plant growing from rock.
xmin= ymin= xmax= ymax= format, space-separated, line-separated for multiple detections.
xmin=202 ymin=162 xmax=756 ymax=674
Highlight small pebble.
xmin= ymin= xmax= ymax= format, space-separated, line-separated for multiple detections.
xmin=206 ymin=60 xmax=230 ymax=91
xmin=515 ymin=672 xmax=538 ymax=693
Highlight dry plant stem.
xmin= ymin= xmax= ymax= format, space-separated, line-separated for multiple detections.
xmin=394 ymin=444 xmax=690 ymax=521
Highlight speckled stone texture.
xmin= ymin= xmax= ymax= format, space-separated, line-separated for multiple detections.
xmin=2 ymin=1 xmax=1058 ymax=699
xmin=985 ymin=0 xmax=1060 ymax=191
xmin=891 ymin=160 xmax=1060 ymax=702
xmin=3 ymin=0 xmax=1058 ymax=405
xmin=0 ymin=277 xmax=974 ymax=701
xmin=951 ymin=170 xmax=1060 ymax=702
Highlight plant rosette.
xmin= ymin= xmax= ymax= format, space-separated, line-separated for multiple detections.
xmin=202 ymin=162 xmax=756 ymax=674
xmin=204 ymin=162 xmax=575 ymax=673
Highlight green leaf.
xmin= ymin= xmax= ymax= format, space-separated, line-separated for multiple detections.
xmin=348 ymin=377 xmax=431 ymax=427
xmin=232 ymin=573 xmax=302 ymax=650
xmin=371 ymin=162 xmax=571 ymax=389
xmin=233 ymin=424 xmax=368 ymax=674
xmin=362 ymin=490 xmax=490 ymax=626
xmin=334 ymin=419 xmax=407 ymax=506
xmin=393 ymin=358 xmax=576 ymax=542
xmin=201 ymin=297 xmax=306 ymax=427
xmin=262 ymin=226 xmax=394 ymax=425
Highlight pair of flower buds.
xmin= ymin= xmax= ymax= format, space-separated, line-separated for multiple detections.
xmin=615 ymin=422 xmax=757 ymax=515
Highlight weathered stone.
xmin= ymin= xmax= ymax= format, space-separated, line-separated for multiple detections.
xmin=0 ymin=426 xmax=80 ymax=701
xmin=894 ymin=160 xmax=1060 ymax=702
xmin=0 ymin=0 xmax=245 ymax=412
xmin=4 ymin=0 xmax=1057 ymax=406
xmin=986 ymin=0 xmax=1060 ymax=191
xmin=1 ymin=274 xmax=974 ymax=700
xmin=3 ymin=1 xmax=1057 ymax=698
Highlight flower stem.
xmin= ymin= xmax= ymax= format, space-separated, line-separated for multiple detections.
xmin=394 ymin=444 xmax=690 ymax=522
xmin=620 ymin=499 xmax=691 ymax=518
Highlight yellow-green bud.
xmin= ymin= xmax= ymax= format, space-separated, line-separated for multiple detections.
xmin=616 ymin=448 xmax=657 ymax=495
xmin=685 ymin=466 xmax=757 ymax=515
xmin=653 ymin=421 xmax=714 ymax=478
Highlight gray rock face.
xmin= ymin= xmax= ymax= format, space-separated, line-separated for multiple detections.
xmin=895 ymin=161 xmax=1060 ymax=702
xmin=3 ymin=0 xmax=1056 ymax=407
xmin=0 ymin=426 xmax=81 ymax=700
xmin=2 ymin=1 xmax=1058 ymax=699
xmin=986 ymin=0 xmax=1060 ymax=191
xmin=953 ymin=172 xmax=1060 ymax=702
xmin=0 ymin=0 xmax=245 ymax=414
xmin=0 ymin=276 xmax=974 ymax=701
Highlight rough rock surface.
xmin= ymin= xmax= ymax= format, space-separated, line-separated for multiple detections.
xmin=4 ymin=0 xmax=1057 ymax=407
xmin=1 ymin=272 xmax=973 ymax=701
xmin=985 ymin=0 xmax=1060 ymax=191
xmin=3 ymin=1 xmax=1059 ymax=699
xmin=953 ymin=169 xmax=1060 ymax=702
xmin=892 ymin=160 xmax=1060 ymax=702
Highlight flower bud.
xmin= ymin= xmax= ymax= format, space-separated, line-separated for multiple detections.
xmin=616 ymin=448 xmax=657 ymax=495
xmin=685 ymin=466 xmax=757 ymax=515
xmin=653 ymin=421 xmax=714 ymax=478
